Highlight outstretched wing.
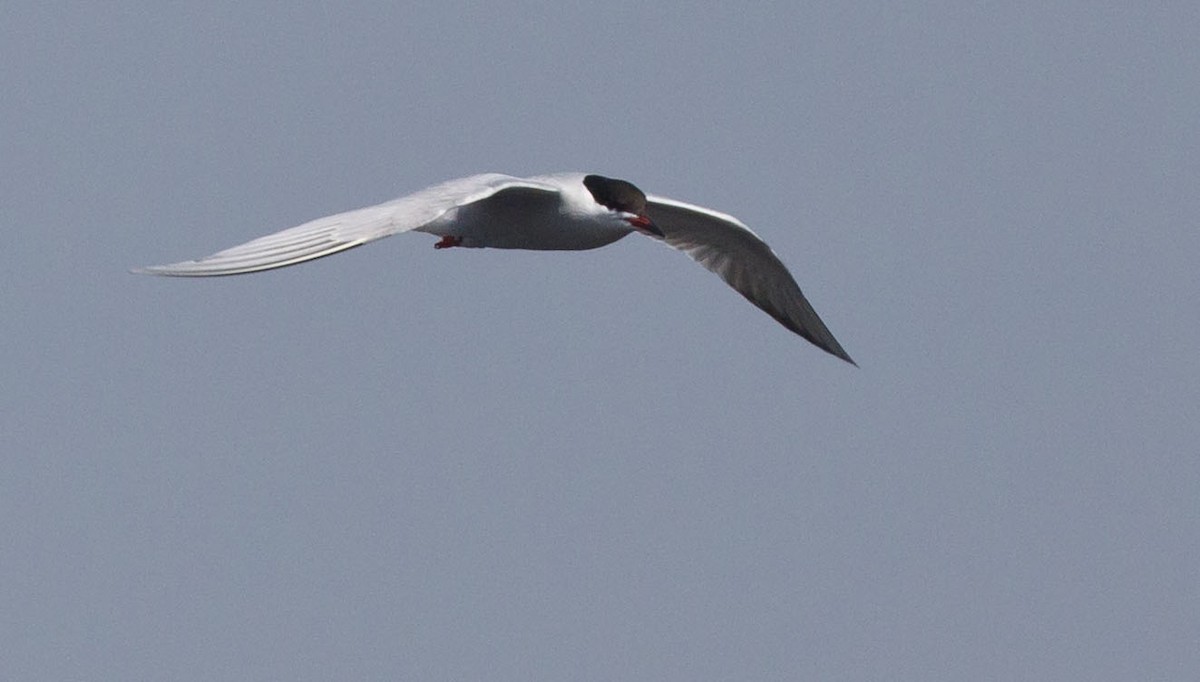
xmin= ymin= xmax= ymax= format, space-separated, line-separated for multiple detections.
xmin=133 ymin=174 xmax=556 ymax=276
xmin=646 ymin=195 xmax=855 ymax=364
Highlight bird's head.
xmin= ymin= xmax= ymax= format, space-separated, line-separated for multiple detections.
xmin=582 ymin=174 xmax=663 ymax=237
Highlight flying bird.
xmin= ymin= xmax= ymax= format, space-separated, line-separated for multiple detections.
xmin=135 ymin=173 xmax=854 ymax=364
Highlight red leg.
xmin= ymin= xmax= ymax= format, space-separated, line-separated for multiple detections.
xmin=434 ymin=235 xmax=463 ymax=249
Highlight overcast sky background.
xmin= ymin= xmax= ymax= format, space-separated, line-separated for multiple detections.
xmin=3 ymin=3 xmax=1198 ymax=680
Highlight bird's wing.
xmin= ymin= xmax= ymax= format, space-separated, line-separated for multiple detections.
xmin=133 ymin=174 xmax=558 ymax=276
xmin=645 ymin=195 xmax=854 ymax=364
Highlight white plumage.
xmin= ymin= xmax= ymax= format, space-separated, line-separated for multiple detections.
xmin=135 ymin=173 xmax=854 ymax=363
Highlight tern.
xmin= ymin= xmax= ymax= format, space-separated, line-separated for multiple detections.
xmin=135 ymin=173 xmax=854 ymax=364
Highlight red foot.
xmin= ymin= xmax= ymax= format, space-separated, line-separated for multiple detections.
xmin=434 ymin=235 xmax=463 ymax=249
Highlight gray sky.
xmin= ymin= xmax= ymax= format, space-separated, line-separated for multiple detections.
xmin=3 ymin=2 xmax=1198 ymax=679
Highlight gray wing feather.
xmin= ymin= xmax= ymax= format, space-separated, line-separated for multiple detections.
xmin=133 ymin=174 xmax=551 ymax=277
xmin=646 ymin=195 xmax=855 ymax=364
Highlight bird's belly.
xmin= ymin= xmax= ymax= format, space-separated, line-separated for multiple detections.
xmin=429 ymin=206 xmax=631 ymax=251
xmin=480 ymin=220 xmax=630 ymax=250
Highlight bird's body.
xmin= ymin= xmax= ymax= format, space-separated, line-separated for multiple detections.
xmin=135 ymin=173 xmax=855 ymax=364
xmin=422 ymin=173 xmax=632 ymax=251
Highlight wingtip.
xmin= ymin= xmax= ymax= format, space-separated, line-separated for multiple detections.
xmin=130 ymin=265 xmax=176 ymax=276
xmin=797 ymin=327 xmax=856 ymax=366
xmin=825 ymin=345 xmax=857 ymax=367
xmin=812 ymin=334 xmax=856 ymax=366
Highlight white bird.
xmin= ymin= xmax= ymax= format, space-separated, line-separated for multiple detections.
xmin=135 ymin=173 xmax=854 ymax=364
